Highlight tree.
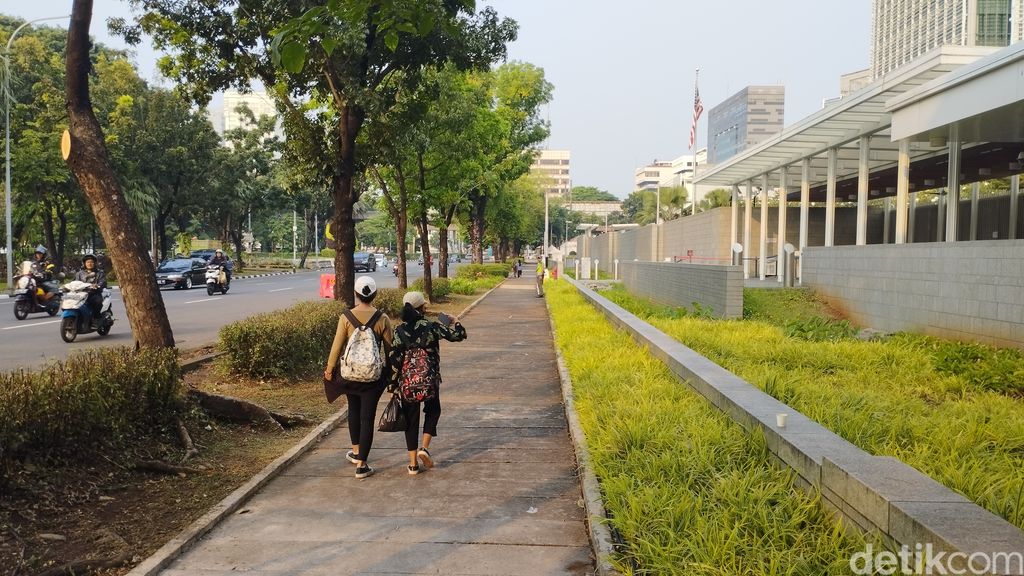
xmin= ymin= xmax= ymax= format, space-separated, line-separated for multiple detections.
xmin=124 ymin=0 xmax=516 ymax=305
xmin=64 ymin=0 xmax=174 ymax=348
xmin=699 ymin=187 xmax=733 ymax=211
xmin=569 ymin=186 xmax=618 ymax=202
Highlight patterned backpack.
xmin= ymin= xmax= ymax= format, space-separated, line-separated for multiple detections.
xmin=339 ymin=309 xmax=384 ymax=383
xmin=399 ymin=347 xmax=439 ymax=402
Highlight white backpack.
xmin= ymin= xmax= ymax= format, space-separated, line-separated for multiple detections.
xmin=339 ymin=310 xmax=384 ymax=382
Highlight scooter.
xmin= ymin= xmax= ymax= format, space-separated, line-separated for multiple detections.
xmin=12 ymin=261 xmax=61 ymax=320
xmin=59 ymin=280 xmax=113 ymax=343
xmin=205 ymin=264 xmax=230 ymax=295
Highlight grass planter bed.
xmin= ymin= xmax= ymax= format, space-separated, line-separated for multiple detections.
xmin=546 ymin=281 xmax=866 ymax=574
xmin=599 ymin=284 xmax=1024 ymax=533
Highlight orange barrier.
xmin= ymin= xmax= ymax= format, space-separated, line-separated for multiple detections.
xmin=319 ymin=273 xmax=336 ymax=299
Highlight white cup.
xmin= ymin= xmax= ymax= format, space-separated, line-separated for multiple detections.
xmin=776 ymin=413 xmax=788 ymax=428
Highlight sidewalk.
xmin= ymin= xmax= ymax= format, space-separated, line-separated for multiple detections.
xmin=157 ymin=275 xmax=597 ymax=575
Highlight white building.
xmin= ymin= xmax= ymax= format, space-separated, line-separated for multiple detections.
xmin=871 ymin=0 xmax=1024 ymax=78
xmin=633 ymin=159 xmax=675 ymax=191
xmin=221 ymin=89 xmax=283 ymax=140
xmin=530 ymin=149 xmax=572 ymax=198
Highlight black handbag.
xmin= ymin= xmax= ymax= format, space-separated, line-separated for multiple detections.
xmin=377 ymin=392 xmax=406 ymax=432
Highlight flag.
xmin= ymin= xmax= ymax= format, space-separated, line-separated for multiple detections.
xmin=689 ymin=80 xmax=703 ymax=150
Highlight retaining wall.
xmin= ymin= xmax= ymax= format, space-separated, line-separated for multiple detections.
xmin=803 ymin=240 xmax=1024 ymax=349
xmin=618 ymin=261 xmax=743 ymax=319
xmin=568 ymin=278 xmax=1024 ymax=574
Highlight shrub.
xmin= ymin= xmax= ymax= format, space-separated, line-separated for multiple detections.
xmin=455 ymin=263 xmax=510 ymax=279
xmin=0 ymin=347 xmax=181 ymax=481
xmin=320 ymin=248 xmax=335 ymax=258
xmin=449 ymin=277 xmax=476 ymax=295
xmin=783 ymin=316 xmax=856 ymax=342
xmin=373 ymin=288 xmax=404 ymax=317
xmin=220 ymin=300 xmax=346 ymax=378
xmin=410 ymin=277 xmax=451 ymax=300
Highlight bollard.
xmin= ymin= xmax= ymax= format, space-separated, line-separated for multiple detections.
xmin=614 ymin=259 xmax=619 ymax=280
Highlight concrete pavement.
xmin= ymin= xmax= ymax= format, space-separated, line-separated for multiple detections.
xmin=154 ymin=274 xmax=597 ymax=575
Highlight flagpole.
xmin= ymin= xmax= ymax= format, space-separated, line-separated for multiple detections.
xmin=692 ymin=68 xmax=700 ymax=215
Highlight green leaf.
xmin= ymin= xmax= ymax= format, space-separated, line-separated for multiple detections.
xmin=417 ymin=13 xmax=435 ymax=36
xmin=384 ymin=30 xmax=399 ymax=52
xmin=281 ymin=42 xmax=307 ymax=73
xmin=322 ymin=37 xmax=338 ymax=55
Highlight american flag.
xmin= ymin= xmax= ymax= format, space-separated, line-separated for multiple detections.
xmin=689 ymin=81 xmax=703 ymax=150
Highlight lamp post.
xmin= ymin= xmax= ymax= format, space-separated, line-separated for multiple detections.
xmin=4 ymin=15 xmax=70 ymax=292
xmin=543 ymin=190 xmax=549 ymax=267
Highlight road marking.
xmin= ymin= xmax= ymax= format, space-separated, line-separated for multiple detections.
xmin=252 ymin=283 xmax=269 ymax=286
xmin=185 ymin=297 xmax=222 ymax=304
xmin=269 ymin=287 xmax=293 ymax=293
xmin=3 ymin=319 xmax=61 ymax=330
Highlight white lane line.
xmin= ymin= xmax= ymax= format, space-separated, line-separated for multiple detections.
xmin=269 ymin=287 xmax=294 ymax=293
xmin=185 ymin=297 xmax=222 ymax=304
xmin=251 ymin=283 xmax=270 ymax=286
xmin=3 ymin=319 xmax=61 ymax=330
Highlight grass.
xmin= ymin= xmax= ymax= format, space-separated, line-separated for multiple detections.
xmin=598 ymin=284 xmax=1024 ymax=531
xmin=547 ymin=280 xmax=867 ymax=575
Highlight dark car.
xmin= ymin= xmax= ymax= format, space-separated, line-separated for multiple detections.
xmin=190 ymin=249 xmax=217 ymax=261
xmin=353 ymin=251 xmax=376 ymax=272
xmin=155 ymin=258 xmax=208 ymax=289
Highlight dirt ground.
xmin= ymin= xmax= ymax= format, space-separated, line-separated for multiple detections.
xmin=0 ymin=292 xmax=483 ymax=576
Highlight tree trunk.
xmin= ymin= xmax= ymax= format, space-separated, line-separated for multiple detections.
xmin=438 ymin=205 xmax=456 ymax=279
xmin=41 ymin=194 xmax=58 ymax=268
xmin=418 ymin=205 xmax=432 ymax=301
xmin=64 ymin=0 xmax=175 ymax=348
xmin=56 ymin=204 xmax=68 ymax=270
xmin=230 ymin=229 xmax=245 ymax=270
xmin=331 ymin=105 xmax=366 ymax=306
xmin=468 ymin=190 xmax=487 ymax=264
xmin=156 ymin=202 xmax=173 ymax=262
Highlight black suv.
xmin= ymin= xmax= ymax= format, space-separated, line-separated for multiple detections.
xmin=353 ymin=251 xmax=376 ymax=272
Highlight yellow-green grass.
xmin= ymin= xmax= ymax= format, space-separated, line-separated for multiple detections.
xmin=547 ymin=280 xmax=867 ymax=575
xmin=599 ymin=284 xmax=1024 ymax=531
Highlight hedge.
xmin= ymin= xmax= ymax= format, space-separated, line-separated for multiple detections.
xmin=410 ymin=277 xmax=451 ymax=300
xmin=0 ymin=347 xmax=181 ymax=482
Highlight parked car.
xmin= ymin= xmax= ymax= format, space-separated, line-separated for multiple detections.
xmin=155 ymin=258 xmax=208 ymax=289
xmin=189 ymin=249 xmax=217 ymax=261
xmin=374 ymin=253 xmax=386 ymax=268
xmin=353 ymin=251 xmax=377 ymax=272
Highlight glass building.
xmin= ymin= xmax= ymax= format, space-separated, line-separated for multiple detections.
xmin=871 ymin=0 xmax=1024 ymax=78
xmin=706 ymin=86 xmax=785 ymax=165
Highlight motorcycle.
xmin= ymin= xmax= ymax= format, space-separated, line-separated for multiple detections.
xmin=205 ymin=264 xmax=230 ymax=295
xmin=12 ymin=261 xmax=61 ymax=320
xmin=392 ymin=263 xmax=399 ymax=276
xmin=59 ymin=280 xmax=114 ymax=343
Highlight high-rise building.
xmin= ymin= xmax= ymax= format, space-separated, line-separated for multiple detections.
xmin=221 ymin=89 xmax=283 ymax=139
xmin=706 ymin=86 xmax=785 ymax=165
xmin=530 ymin=149 xmax=571 ymax=198
xmin=870 ymin=0 xmax=1024 ymax=78
xmin=633 ymin=159 xmax=674 ymax=191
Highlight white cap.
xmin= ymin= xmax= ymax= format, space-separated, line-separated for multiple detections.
xmin=403 ymin=291 xmax=426 ymax=309
xmin=354 ymin=276 xmax=377 ymax=298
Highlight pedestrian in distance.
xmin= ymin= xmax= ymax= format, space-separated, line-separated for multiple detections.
xmin=535 ymin=259 xmax=545 ymax=297
xmin=324 ymin=276 xmax=394 ymax=479
xmin=390 ymin=291 xmax=467 ymax=475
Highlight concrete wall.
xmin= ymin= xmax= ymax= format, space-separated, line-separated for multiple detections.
xmin=569 ymin=279 xmax=1024 ymax=569
xmin=619 ymin=261 xmax=743 ymax=319
xmin=803 ymin=240 xmax=1024 ymax=349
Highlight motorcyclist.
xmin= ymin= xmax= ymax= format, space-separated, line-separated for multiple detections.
xmin=209 ymin=249 xmax=232 ymax=285
xmin=74 ymin=254 xmax=107 ymax=324
xmin=29 ymin=245 xmax=58 ymax=303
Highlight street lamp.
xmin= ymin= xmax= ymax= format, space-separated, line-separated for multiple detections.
xmin=4 ymin=14 xmax=70 ymax=292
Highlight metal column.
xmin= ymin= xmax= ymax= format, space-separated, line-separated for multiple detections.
xmin=825 ymin=148 xmax=837 ymax=246
xmin=759 ymin=174 xmax=768 ymax=281
xmin=908 ymin=192 xmax=917 ymax=243
xmin=730 ymin=184 xmax=739 ymax=265
xmin=946 ymin=126 xmax=961 ymax=242
xmin=857 ymin=136 xmax=870 ymax=245
xmin=744 ymin=181 xmax=752 ymax=279
xmin=799 ymin=159 xmax=810 ymax=285
xmin=1011 ymin=175 xmax=1019 ymax=239
xmin=895 ymin=138 xmax=910 ymax=244
xmin=777 ymin=166 xmax=788 ymax=283
xmin=970 ymin=182 xmax=980 ymax=241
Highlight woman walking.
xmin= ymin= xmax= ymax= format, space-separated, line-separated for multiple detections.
xmin=391 ymin=291 xmax=467 ymax=475
xmin=324 ymin=276 xmax=394 ymax=479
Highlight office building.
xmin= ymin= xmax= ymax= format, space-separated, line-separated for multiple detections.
xmin=706 ymin=86 xmax=785 ymax=165
xmin=530 ymin=149 xmax=572 ymax=198
xmin=870 ymin=0 xmax=1024 ymax=78
xmin=633 ymin=159 xmax=674 ymax=191
xmin=221 ymin=89 xmax=283 ymax=139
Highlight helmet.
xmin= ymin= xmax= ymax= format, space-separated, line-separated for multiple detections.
xmin=82 ymin=254 xmax=97 ymax=265
xmin=215 ymin=249 xmax=223 ymax=255
xmin=34 ymin=245 xmax=47 ymax=255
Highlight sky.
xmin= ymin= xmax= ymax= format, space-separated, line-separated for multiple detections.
xmin=7 ymin=1 xmax=871 ymax=199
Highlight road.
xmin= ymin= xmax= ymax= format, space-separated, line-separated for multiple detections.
xmin=0 ymin=262 xmax=450 ymax=371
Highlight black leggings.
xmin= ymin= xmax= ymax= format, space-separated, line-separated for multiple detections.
xmin=401 ymin=394 xmax=441 ymax=451
xmin=346 ymin=385 xmax=385 ymax=462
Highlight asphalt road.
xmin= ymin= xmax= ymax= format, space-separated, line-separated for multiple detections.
xmin=0 ymin=262 xmax=449 ymax=371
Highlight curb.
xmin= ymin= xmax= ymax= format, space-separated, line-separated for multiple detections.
xmin=179 ymin=351 xmax=225 ymax=373
xmin=544 ymin=286 xmax=621 ymax=575
xmin=126 ymin=408 xmax=348 ymax=576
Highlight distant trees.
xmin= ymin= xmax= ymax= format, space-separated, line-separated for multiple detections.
xmin=569 ymin=186 xmax=618 ymax=202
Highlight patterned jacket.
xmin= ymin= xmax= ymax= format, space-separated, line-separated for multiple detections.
xmin=389 ymin=315 xmax=467 ymax=387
